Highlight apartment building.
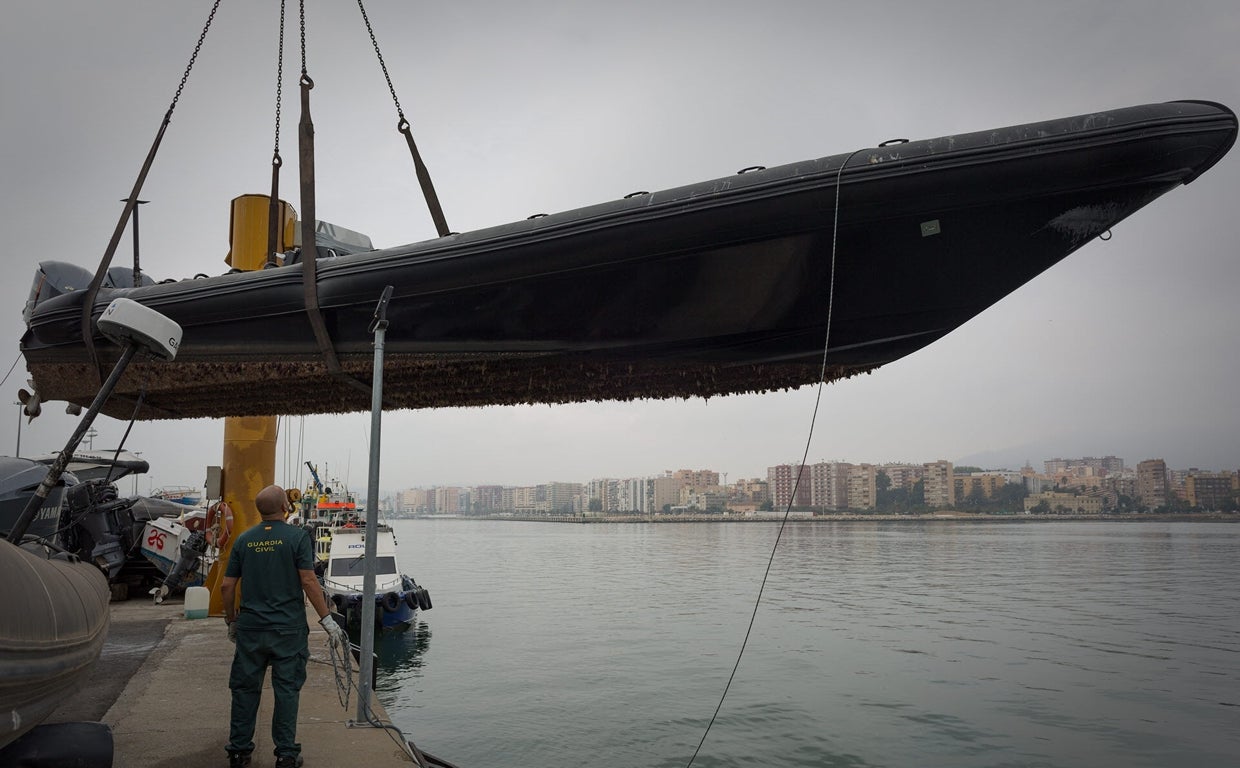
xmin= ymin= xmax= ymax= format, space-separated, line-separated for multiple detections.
xmin=1136 ymin=459 xmax=1169 ymax=509
xmin=879 ymin=463 xmax=925 ymax=490
xmin=923 ymin=461 xmax=955 ymax=508
xmin=954 ymin=473 xmax=1009 ymax=501
xmin=674 ymin=469 xmax=720 ymax=489
xmin=1186 ymin=472 xmax=1236 ymax=510
xmin=808 ymin=462 xmax=849 ymax=510
xmin=1024 ymin=491 xmax=1104 ymax=514
xmin=846 ymin=464 xmax=877 ymax=510
xmin=768 ymin=464 xmax=811 ymax=509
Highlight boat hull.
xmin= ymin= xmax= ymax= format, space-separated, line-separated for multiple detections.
xmin=0 ymin=541 xmax=110 ymax=749
xmin=325 ymin=588 xmax=418 ymax=632
xmin=20 ymin=101 xmax=1236 ymax=419
xmin=139 ymin=516 xmax=211 ymax=591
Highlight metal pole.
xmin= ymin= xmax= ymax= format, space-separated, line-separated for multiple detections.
xmin=13 ymin=402 xmax=20 ymax=457
xmin=121 ymin=198 xmax=149 ymax=287
xmin=356 ymin=286 xmax=393 ymax=724
xmin=7 ymin=343 xmax=140 ymax=543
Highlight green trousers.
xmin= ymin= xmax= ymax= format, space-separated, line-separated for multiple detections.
xmin=227 ymin=625 xmax=309 ymax=758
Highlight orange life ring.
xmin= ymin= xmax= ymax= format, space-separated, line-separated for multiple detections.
xmin=206 ymin=501 xmax=234 ymax=549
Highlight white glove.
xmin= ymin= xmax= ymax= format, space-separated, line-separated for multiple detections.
xmin=227 ymin=620 xmax=237 ymax=643
xmin=320 ymin=615 xmax=348 ymax=650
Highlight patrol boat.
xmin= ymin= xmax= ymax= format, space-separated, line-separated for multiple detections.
xmin=318 ymin=520 xmax=431 ymax=631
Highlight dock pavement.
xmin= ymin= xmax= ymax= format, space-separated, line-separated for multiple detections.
xmin=48 ymin=598 xmax=414 ymax=767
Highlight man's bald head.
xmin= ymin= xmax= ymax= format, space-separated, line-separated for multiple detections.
xmin=255 ymin=485 xmax=289 ymax=518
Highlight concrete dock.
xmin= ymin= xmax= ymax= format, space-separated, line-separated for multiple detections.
xmin=46 ymin=598 xmax=414 ymax=767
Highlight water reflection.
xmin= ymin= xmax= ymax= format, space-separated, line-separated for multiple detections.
xmin=373 ymin=620 xmax=432 ymax=688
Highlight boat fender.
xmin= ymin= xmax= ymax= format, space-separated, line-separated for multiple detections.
xmin=381 ymin=592 xmax=401 ymax=613
xmin=331 ymin=594 xmax=345 ymax=613
xmin=206 ymin=501 xmax=234 ymax=549
xmin=417 ymin=587 xmax=432 ymax=611
xmin=404 ymin=590 xmax=418 ymax=610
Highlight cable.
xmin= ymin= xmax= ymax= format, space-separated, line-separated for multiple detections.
xmin=103 ymin=378 xmax=149 ymax=486
xmin=684 ymin=148 xmax=865 ymax=768
xmin=319 ymin=636 xmax=424 ymax=765
xmin=0 ymin=352 xmax=21 ymax=390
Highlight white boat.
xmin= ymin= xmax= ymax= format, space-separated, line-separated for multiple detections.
xmin=150 ymin=486 xmax=203 ymax=508
xmin=139 ymin=504 xmax=228 ymax=603
xmin=319 ymin=523 xmax=430 ymax=631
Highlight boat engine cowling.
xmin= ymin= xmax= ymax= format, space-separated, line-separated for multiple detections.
xmin=59 ymin=479 xmax=137 ymax=580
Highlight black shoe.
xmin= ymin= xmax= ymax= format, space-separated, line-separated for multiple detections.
xmin=227 ymin=753 xmax=252 ymax=768
xmin=274 ymin=756 xmax=304 ymax=768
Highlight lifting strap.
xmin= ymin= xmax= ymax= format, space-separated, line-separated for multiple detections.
xmin=296 ymin=5 xmax=372 ymax=398
xmin=356 ymin=0 xmax=452 ymax=237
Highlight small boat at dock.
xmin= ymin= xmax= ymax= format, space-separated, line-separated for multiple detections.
xmin=318 ymin=522 xmax=431 ymax=632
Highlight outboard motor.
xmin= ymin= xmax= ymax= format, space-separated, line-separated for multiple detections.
xmin=23 ymin=261 xmax=94 ymax=324
xmin=151 ymin=530 xmax=209 ymax=604
xmin=59 ymin=479 xmax=137 ymax=580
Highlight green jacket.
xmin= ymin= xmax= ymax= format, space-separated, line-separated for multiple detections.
xmin=225 ymin=519 xmax=314 ymax=631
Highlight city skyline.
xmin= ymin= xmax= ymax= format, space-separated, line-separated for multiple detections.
xmin=361 ymin=452 xmax=1237 ymax=502
xmin=380 ymin=454 xmax=1238 ymax=516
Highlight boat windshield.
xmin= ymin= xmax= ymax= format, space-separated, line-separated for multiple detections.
xmin=329 ymin=556 xmax=397 ymax=578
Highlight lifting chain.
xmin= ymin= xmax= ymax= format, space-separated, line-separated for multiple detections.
xmin=356 ymin=0 xmax=452 ymax=237
xmin=79 ymin=0 xmax=223 ymax=385
xmin=169 ymin=0 xmax=222 ymax=118
xmin=267 ymin=0 xmax=287 ymax=266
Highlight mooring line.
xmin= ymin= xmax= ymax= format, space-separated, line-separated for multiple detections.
xmin=685 ymin=148 xmax=865 ymax=767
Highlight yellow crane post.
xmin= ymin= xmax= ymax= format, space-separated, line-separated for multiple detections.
xmin=205 ymin=194 xmax=297 ymax=617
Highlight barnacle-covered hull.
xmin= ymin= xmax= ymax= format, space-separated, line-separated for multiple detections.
xmin=20 ymin=101 xmax=1237 ymax=419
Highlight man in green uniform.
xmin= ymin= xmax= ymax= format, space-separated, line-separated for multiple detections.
xmin=221 ymin=484 xmax=348 ymax=768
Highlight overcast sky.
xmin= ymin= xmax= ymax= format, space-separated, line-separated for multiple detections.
xmin=2 ymin=1 xmax=1238 ymax=494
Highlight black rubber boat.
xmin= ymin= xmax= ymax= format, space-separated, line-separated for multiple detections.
xmin=19 ymin=100 xmax=1236 ymax=420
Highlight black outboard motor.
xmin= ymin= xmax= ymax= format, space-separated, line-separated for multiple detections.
xmin=59 ymin=479 xmax=138 ymax=581
xmin=0 ymin=457 xmax=78 ymax=542
xmin=151 ymin=530 xmax=209 ymax=604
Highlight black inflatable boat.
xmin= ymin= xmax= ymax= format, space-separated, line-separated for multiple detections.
xmin=19 ymin=101 xmax=1237 ymax=420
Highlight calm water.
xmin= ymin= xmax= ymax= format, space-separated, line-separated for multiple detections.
xmin=374 ymin=521 xmax=1238 ymax=768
